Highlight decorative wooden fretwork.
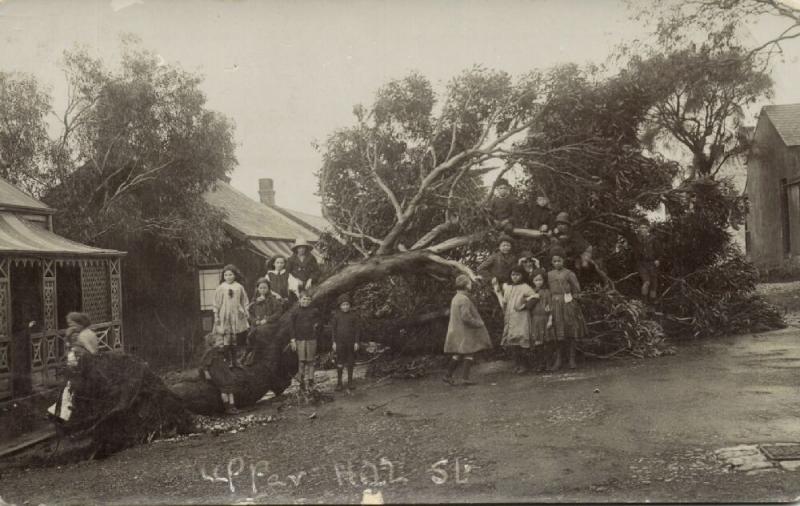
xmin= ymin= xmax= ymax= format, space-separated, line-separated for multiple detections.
xmin=43 ymin=278 xmax=56 ymax=332
xmin=31 ymin=335 xmax=43 ymax=368
xmin=110 ymin=259 xmax=122 ymax=323
xmin=0 ymin=342 xmax=8 ymax=373
xmin=46 ymin=335 xmax=58 ymax=364
xmin=93 ymin=323 xmax=114 ymax=352
xmin=0 ymin=258 xmax=8 ymax=279
xmin=0 ymin=279 xmax=8 ymax=339
xmin=81 ymin=262 xmax=111 ymax=324
xmin=111 ymin=324 xmax=123 ymax=349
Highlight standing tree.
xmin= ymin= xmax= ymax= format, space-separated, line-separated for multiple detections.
xmin=0 ymin=72 xmax=51 ymax=194
xmin=39 ymin=43 xmax=238 ymax=364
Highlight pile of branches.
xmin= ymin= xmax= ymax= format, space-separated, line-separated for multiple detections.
xmin=658 ymin=252 xmax=785 ymax=338
xmin=579 ymin=288 xmax=674 ymax=358
xmin=61 ymin=352 xmax=194 ymax=457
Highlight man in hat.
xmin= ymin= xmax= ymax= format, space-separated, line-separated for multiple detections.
xmin=286 ymin=237 xmax=321 ymax=294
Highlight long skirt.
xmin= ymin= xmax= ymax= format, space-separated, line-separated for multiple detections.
xmin=549 ymin=296 xmax=587 ymax=341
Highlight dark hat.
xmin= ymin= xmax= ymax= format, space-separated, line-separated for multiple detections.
xmin=497 ymin=233 xmax=514 ymax=246
xmin=555 ymin=212 xmax=571 ymax=225
xmin=550 ymin=245 xmax=567 ymax=259
xmin=337 ymin=293 xmax=352 ymax=305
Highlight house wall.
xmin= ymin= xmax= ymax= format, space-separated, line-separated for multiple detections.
xmin=746 ymin=116 xmax=800 ymax=269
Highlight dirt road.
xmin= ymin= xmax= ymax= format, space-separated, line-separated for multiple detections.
xmin=2 ymin=326 xmax=800 ymax=504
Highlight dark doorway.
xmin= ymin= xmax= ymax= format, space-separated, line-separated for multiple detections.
xmin=10 ymin=262 xmax=43 ymax=396
xmin=56 ymin=264 xmax=82 ymax=329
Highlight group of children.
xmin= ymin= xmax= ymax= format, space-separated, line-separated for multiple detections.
xmin=443 ymin=236 xmax=588 ymax=385
xmin=200 ymin=239 xmax=360 ymax=413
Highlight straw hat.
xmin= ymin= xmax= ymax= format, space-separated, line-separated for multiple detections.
xmin=291 ymin=237 xmax=314 ymax=252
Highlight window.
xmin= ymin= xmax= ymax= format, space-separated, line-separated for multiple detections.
xmin=198 ymin=267 xmax=222 ymax=311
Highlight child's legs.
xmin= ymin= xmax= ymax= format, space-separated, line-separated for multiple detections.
xmin=638 ymin=262 xmax=652 ymax=297
xmin=305 ymin=340 xmax=318 ymax=382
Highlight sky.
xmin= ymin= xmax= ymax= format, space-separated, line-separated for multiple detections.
xmin=1 ymin=0 xmax=799 ymax=215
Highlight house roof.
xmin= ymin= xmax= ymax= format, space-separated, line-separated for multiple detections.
xmin=0 ymin=177 xmax=54 ymax=215
xmin=0 ymin=212 xmax=124 ymax=257
xmin=763 ymin=104 xmax=800 ymax=147
xmin=273 ymin=206 xmax=331 ymax=235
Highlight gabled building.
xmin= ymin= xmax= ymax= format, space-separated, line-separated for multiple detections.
xmin=195 ymin=178 xmax=327 ymax=333
xmin=745 ymin=104 xmax=800 ymax=271
xmin=0 ymin=177 xmax=125 ymax=400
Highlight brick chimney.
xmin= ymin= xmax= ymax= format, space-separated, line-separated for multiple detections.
xmin=258 ymin=178 xmax=276 ymax=206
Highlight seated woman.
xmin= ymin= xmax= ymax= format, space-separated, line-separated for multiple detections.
xmin=48 ymin=312 xmax=99 ymax=423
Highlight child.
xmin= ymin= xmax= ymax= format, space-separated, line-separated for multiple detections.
xmin=266 ymin=256 xmax=292 ymax=302
xmin=477 ymin=235 xmax=517 ymax=294
xmin=632 ymin=221 xmax=661 ymax=301
xmin=199 ymin=331 xmax=239 ymax=415
xmin=287 ymin=238 xmax=321 ymax=294
xmin=289 ymin=292 xmax=321 ymax=391
xmin=246 ymin=278 xmax=287 ymax=365
xmin=213 ymin=264 xmax=250 ymax=368
xmin=331 ymin=293 xmax=361 ymax=391
xmin=443 ymin=274 xmax=492 ymax=385
xmin=524 ymin=269 xmax=552 ymax=372
xmin=47 ymin=312 xmax=99 ymax=422
xmin=528 ymin=194 xmax=555 ymax=234
xmin=547 ymin=246 xmax=586 ymax=370
xmin=518 ymin=250 xmax=541 ymax=281
xmin=501 ymin=266 xmax=536 ymax=374
xmin=487 ymin=178 xmax=519 ymax=232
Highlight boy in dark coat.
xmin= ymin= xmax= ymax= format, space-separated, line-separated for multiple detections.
xmin=331 ymin=293 xmax=362 ymax=391
xmin=289 ymin=293 xmax=321 ymax=391
xmin=487 ymin=178 xmax=522 ymax=232
xmin=477 ymin=235 xmax=517 ymax=293
xmin=631 ymin=221 xmax=661 ymax=300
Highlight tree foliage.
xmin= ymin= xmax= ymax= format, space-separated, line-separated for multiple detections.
xmin=0 ymin=72 xmax=51 ymax=194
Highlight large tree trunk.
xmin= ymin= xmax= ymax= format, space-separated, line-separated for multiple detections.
xmin=167 ymin=250 xmax=469 ymax=414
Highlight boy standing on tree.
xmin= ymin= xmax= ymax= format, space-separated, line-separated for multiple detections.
xmin=631 ymin=220 xmax=661 ymax=301
xmin=487 ymin=178 xmax=522 ymax=232
xmin=477 ymin=235 xmax=517 ymax=295
xmin=331 ymin=293 xmax=361 ymax=391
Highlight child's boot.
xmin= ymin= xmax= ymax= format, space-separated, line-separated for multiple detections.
xmin=444 ymin=357 xmax=459 ymax=384
xmin=335 ymin=366 xmax=344 ymax=391
xmin=225 ymin=394 xmax=239 ymax=415
xmin=346 ymin=365 xmax=355 ymax=390
xmin=549 ymin=342 xmax=562 ymax=371
xmin=568 ymin=340 xmax=577 ymax=369
xmin=461 ymin=358 xmax=476 ymax=385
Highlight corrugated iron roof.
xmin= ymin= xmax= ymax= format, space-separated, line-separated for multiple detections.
xmin=203 ymin=180 xmax=319 ymax=242
xmin=0 ymin=212 xmax=124 ymax=257
xmin=0 ymin=177 xmax=53 ymax=214
xmin=763 ymin=104 xmax=800 ymax=147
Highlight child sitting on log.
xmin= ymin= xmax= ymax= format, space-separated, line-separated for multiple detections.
xmin=199 ymin=331 xmax=239 ymax=415
xmin=331 ymin=293 xmax=361 ymax=391
xmin=477 ymin=235 xmax=517 ymax=296
xmin=487 ymin=178 xmax=522 ymax=233
xmin=245 ymin=277 xmax=287 ymax=366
